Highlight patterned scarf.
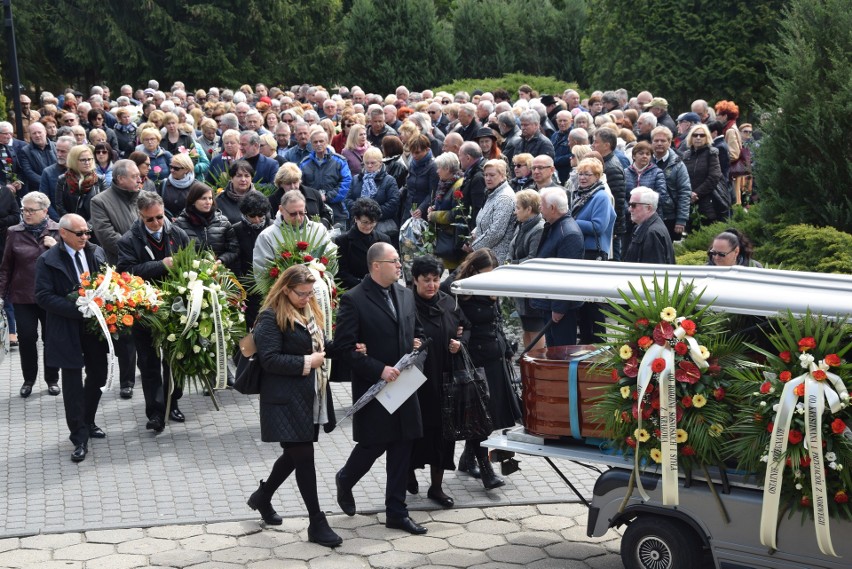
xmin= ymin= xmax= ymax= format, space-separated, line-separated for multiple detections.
xmin=571 ymin=179 xmax=604 ymax=217
xmin=114 ymin=122 xmax=137 ymax=135
xmin=66 ymin=171 xmax=99 ymax=195
xmin=361 ymin=171 xmax=379 ymax=199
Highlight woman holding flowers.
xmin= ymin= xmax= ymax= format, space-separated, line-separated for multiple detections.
xmin=138 ymin=127 xmax=172 ymax=189
xmin=174 ymin=183 xmax=239 ymax=272
xmin=427 ymin=152 xmax=465 ymax=269
xmin=247 ymin=265 xmax=342 ymax=548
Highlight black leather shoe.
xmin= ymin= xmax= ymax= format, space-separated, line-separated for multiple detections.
xmin=169 ymin=408 xmax=186 ymax=423
xmin=145 ymin=416 xmax=165 ymax=433
xmin=47 ymin=383 xmax=61 ymax=396
xmin=88 ymin=424 xmax=106 ymax=438
xmin=336 ymin=471 xmax=356 ymax=516
xmin=386 ymin=516 xmax=427 ymax=535
xmin=71 ymin=444 xmax=88 ymax=462
xmin=120 ymin=386 xmax=133 ymax=399
xmin=19 ymin=383 xmax=33 ymax=398
xmin=427 ymin=487 xmax=454 ymax=508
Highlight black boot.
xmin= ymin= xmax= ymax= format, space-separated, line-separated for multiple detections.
xmin=457 ymin=441 xmax=481 ymax=479
xmin=308 ymin=512 xmax=343 ymax=548
xmin=247 ymin=480 xmax=283 ymax=525
xmin=476 ymin=449 xmax=505 ymax=490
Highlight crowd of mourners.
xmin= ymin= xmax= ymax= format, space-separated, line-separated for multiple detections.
xmin=0 ymin=80 xmax=761 ymax=545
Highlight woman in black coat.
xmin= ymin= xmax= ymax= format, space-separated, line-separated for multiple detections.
xmin=335 ymin=198 xmax=391 ymax=289
xmin=441 ymin=248 xmax=521 ymax=490
xmin=409 ymin=255 xmax=470 ymax=508
xmin=346 ymin=148 xmax=400 ymax=238
xmin=174 ymin=182 xmax=239 ymax=272
xmin=231 ymin=190 xmax=271 ymax=328
xmin=247 ymin=265 xmax=342 ymax=548
xmin=55 ymin=145 xmax=106 ymax=224
xmin=682 ymin=124 xmax=722 ymax=228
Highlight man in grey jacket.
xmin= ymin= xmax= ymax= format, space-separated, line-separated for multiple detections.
xmin=90 ymin=159 xmax=141 ymax=399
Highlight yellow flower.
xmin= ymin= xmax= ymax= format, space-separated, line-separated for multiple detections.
xmin=634 ymin=428 xmax=651 ymax=442
xmin=676 ymin=429 xmax=688 ymax=443
xmin=621 ymin=386 xmax=632 ymax=399
xmin=650 ymin=448 xmax=662 ymax=463
xmin=620 ymin=345 xmax=633 ymax=360
xmin=692 ymin=394 xmax=707 ymax=408
xmin=660 ymin=307 xmax=677 ymax=322
xmin=709 ymin=424 xmax=724 ymax=437
xmin=699 ymin=345 xmax=710 ymax=359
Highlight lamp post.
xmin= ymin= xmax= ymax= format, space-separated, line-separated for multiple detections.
xmin=3 ymin=0 xmax=23 ymax=140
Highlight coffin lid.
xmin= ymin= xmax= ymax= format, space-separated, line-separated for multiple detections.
xmin=450 ymin=259 xmax=852 ymax=318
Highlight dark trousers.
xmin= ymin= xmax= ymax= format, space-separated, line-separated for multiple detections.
xmin=115 ymin=334 xmax=137 ymax=388
xmin=577 ymin=302 xmax=605 ymax=344
xmin=132 ymin=325 xmax=181 ymax=421
xmin=14 ymin=303 xmax=59 ymax=385
xmin=339 ymin=439 xmax=413 ymax=519
xmin=545 ymin=310 xmax=578 ymax=347
xmin=61 ymin=339 xmax=108 ymax=446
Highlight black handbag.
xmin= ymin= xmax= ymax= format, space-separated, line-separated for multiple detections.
xmin=441 ymin=345 xmax=493 ymax=441
xmin=434 ymin=222 xmax=469 ymax=260
xmin=233 ymin=333 xmax=261 ymax=395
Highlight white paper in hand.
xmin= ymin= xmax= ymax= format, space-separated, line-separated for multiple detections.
xmin=376 ymin=366 xmax=427 ymax=414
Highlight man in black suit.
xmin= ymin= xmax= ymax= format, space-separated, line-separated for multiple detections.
xmin=0 ymin=121 xmax=26 ymax=196
xmin=35 ymin=213 xmax=108 ymax=463
xmin=334 ymin=242 xmax=427 ymax=535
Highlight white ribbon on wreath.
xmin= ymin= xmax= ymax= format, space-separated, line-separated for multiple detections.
xmin=76 ymin=267 xmax=118 ymax=392
xmin=761 ymin=354 xmax=849 ymax=557
xmin=634 ymin=317 xmax=709 ymax=505
xmin=183 ymin=274 xmax=228 ymax=391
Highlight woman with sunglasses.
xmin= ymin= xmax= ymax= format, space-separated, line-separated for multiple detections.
xmin=92 ymin=142 xmax=116 ymax=187
xmin=682 ymin=124 xmax=722 ymax=229
xmin=128 ymin=151 xmax=157 ymax=193
xmin=159 ymin=153 xmax=196 ymax=221
xmin=247 ymin=265 xmax=342 ymax=547
xmin=509 ymin=153 xmax=536 ymax=192
xmin=331 ymin=111 xmax=356 ymax=154
xmin=707 ymin=228 xmax=761 ymax=267
xmin=55 ymin=145 xmax=106 ymax=224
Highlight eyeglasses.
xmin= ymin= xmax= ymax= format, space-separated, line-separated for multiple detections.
xmin=63 ymin=119 xmax=76 ymax=124
xmin=284 ymin=210 xmax=307 ymax=218
xmin=290 ymin=289 xmax=314 ymax=299
xmin=65 ymin=229 xmax=93 ymax=237
xmin=21 ymin=207 xmax=45 ymax=214
xmin=577 ymin=172 xmax=596 ymax=177
xmin=692 ymin=133 xmax=706 ymax=138
xmin=531 ymin=165 xmax=552 ymax=171
xmin=707 ymin=249 xmax=735 ymax=258
xmin=96 ymin=150 xmax=109 ymax=154
xmin=78 ymin=158 xmax=94 ymax=163
xmin=513 ymin=164 xmax=526 ymax=168
xmin=143 ymin=214 xmax=165 ymax=222
xmin=169 ymin=165 xmax=185 ymax=171
xmin=376 ymin=259 xmax=401 ymax=265
xmin=628 ymin=202 xmax=650 ymax=209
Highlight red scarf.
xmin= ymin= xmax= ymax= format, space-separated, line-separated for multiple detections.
xmin=66 ymin=171 xmax=99 ymax=195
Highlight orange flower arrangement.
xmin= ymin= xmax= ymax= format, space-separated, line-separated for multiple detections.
xmin=74 ymin=267 xmax=161 ymax=340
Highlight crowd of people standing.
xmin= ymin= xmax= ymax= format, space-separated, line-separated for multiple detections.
xmin=0 ymin=79 xmax=760 ymax=545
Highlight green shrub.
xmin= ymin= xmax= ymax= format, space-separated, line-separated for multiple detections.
xmin=432 ymin=73 xmax=581 ymax=99
xmin=675 ymin=205 xmax=775 ymax=254
xmin=758 ymin=225 xmax=852 ymax=274
xmin=676 ymin=250 xmax=709 ymax=266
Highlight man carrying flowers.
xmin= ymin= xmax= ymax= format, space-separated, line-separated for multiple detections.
xmin=35 ymin=214 xmax=108 ymax=463
xmin=117 ymin=191 xmax=190 ymax=433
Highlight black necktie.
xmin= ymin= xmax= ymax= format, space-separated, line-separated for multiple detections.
xmin=74 ymin=251 xmax=85 ymax=276
xmin=381 ymin=288 xmax=396 ymax=320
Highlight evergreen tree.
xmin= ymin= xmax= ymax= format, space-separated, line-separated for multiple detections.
xmin=756 ymin=0 xmax=852 ymax=232
xmin=581 ymin=0 xmax=784 ymax=113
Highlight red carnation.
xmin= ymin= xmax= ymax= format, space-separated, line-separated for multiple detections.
xmin=651 ymin=397 xmax=661 ymax=410
xmin=713 ymin=387 xmax=725 ymax=401
xmin=680 ymin=319 xmax=696 ymax=336
xmin=681 ymin=395 xmax=692 ymax=408
xmin=832 ymin=418 xmax=847 ymax=434
xmin=800 ymin=455 xmax=811 ymax=468
xmin=296 ymin=241 xmax=309 ymax=250
xmin=320 ymin=256 xmax=329 ymax=265
xmin=788 ymin=430 xmax=803 ymax=445
xmin=779 ymin=351 xmax=792 ymax=363
xmin=453 ymin=190 xmax=464 ymax=200
xmin=794 ymin=383 xmax=805 ymax=397
xmin=642 ymin=406 xmax=653 ymax=419
xmin=825 ymin=354 xmax=841 ymax=367
xmin=767 ymin=422 xmax=774 ymax=433
xmin=610 ymin=369 xmax=619 ymax=381
xmin=651 ymin=358 xmax=666 ymax=373
xmin=835 ymin=491 xmax=849 ymax=504
xmin=281 ymin=251 xmax=292 ymax=259
xmin=779 ymin=371 xmax=792 ymax=382
xmin=637 ymin=336 xmax=653 ymax=350
xmin=635 ymin=318 xmax=649 ymax=328
xmin=707 ymin=364 xmax=721 ymax=376
xmin=812 ymin=369 xmax=827 ymax=381
xmin=800 ymin=496 xmax=811 ymax=507
xmin=797 ymin=337 xmax=816 ymax=352
xmin=4 ymin=157 xmax=11 ymax=164
xmin=674 ymin=342 xmax=688 ymax=356
xmin=303 ymin=255 xmax=314 ymax=262
xmin=681 ymin=445 xmax=696 ymax=456
xmin=625 ymin=436 xmax=636 ymax=448
xmin=269 ymin=267 xmax=279 ymax=278
xmin=760 ymin=381 xmax=772 ymax=394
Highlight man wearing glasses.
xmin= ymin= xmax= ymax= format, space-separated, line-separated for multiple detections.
xmin=252 ymin=190 xmax=331 ymax=279
xmin=117 ymin=192 xmax=190 ymax=432
xmin=35 ymin=213 xmax=108 ymax=462
xmin=622 ymin=187 xmax=675 ymax=265
xmin=427 ymin=102 xmax=449 ymax=135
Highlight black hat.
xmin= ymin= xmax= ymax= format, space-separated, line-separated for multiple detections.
xmin=473 ymin=127 xmax=497 ymax=141
xmin=540 ymin=95 xmax=557 ymax=106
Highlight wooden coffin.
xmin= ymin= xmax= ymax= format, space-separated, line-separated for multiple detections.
xmin=521 ymin=345 xmax=609 ymax=440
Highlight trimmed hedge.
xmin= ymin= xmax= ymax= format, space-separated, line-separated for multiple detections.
xmin=432 ymin=73 xmax=581 ymax=99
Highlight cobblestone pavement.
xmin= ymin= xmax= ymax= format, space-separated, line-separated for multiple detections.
xmin=0 ymin=346 xmax=624 ymax=567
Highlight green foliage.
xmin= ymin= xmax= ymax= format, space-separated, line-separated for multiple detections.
xmin=676 ymin=250 xmax=710 ymax=266
xmin=581 ymin=0 xmax=785 ymax=113
xmin=675 ymin=205 xmax=775 ymax=255
xmin=451 ymin=0 xmax=585 ymax=84
xmin=758 ymin=225 xmax=852 ymax=274
xmin=433 ymin=73 xmax=580 ymax=99
xmin=340 ymin=0 xmax=454 ymax=94
xmin=756 ymin=0 xmax=852 ymax=233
